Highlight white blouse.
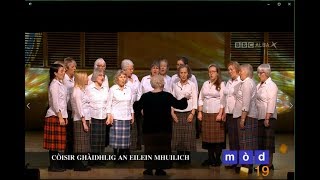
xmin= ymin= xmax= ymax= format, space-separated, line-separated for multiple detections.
xmin=172 ymin=80 xmax=198 ymax=112
xmin=137 ymin=75 xmax=154 ymax=101
xmin=233 ymin=77 xmax=257 ymax=119
xmin=125 ymin=74 xmax=140 ymax=102
xmin=46 ymin=79 xmax=68 ymax=118
xmin=256 ymin=77 xmax=278 ymax=120
xmin=63 ymin=74 xmax=74 ymax=111
xmin=88 ymin=74 xmax=109 ymax=90
xmin=198 ymin=80 xmax=226 ymax=113
xmin=163 ymin=75 xmax=172 ymax=93
xmin=86 ymin=83 xmax=109 ymax=120
xmin=107 ymin=85 xmax=134 ymax=120
xmin=223 ymin=76 xmax=241 ymax=114
xmin=171 ymin=73 xmax=199 ymax=94
xmin=71 ymin=87 xmax=91 ymax=121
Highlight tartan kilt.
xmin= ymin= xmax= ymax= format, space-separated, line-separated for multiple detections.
xmin=238 ymin=117 xmax=258 ymax=150
xmin=90 ymin=118 xmax=106 ymax=154
xmin=109 ymin=120 xmax=131 ymax=149
xmin=171 ymin=111 xmax=196 ymax=151
xmin=227 ymin=114 xmax=240 ymax=150
xmin=201 ymin=113 xmax=225 ymax=143
xmin=43 ymin=116 xmax=67 ymax=151
xmin=258 ymin=118 xmax=275 ymax=153
xmin=73 ymin=120 xmax=91 ymax=153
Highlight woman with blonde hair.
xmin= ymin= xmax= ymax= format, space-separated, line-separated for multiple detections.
xmin=71 ymin=72 xmax=91 ymax=171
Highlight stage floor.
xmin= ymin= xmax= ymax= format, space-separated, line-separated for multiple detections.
xmin=25 ymin=131 xmax=294 ymax=179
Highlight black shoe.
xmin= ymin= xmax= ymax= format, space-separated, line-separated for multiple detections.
xmin=201 ymin=160 xmax=213 ymax=166
xmin=94 ymin=161 xmax=106 ymax=167
xmin=269 ymin=165 xmax=274 ymax=170
xmin=155 ymin=169 xmax=167 ymax=176
xmin=74 ymin=166 xmax=91 ymax=171
xmin=225 ymin=164 xmax=236 ymax=169
xmin=48 ymin=166 xmax=65 ymax=172
xmin=213 ymin=160 xmax=222 ymax=167
xmin=235 ymin=167 xmax=241 ymax=174
xmin=143 ymin=169 xmax=153 ymax=176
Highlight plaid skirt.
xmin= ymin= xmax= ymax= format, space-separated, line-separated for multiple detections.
xmin=90 ymin=118 xmax=106 ymax=154
xmin=171 ymin=111 xmax=196 ymax=151
xmin=227 ymin=114 xmax=240 ymax=150
xmin=43 ymin=116 xmax=67 ymax=151
xmin=238 ymin=117 xmax=258 ymax=150
xmin=201 ymin=113 xmax=225 ymax=143
xmin=109 ymin=120 xmax=131 ymax=149
xmin=73 ymin=120 xmax=91 ymax=153
xmin=258 ymin=118 xmax=275 ymax=153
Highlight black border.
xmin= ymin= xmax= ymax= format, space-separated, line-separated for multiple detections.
xmin=17 ymin=1 xmax=298 ymax=179
xmin=22 ymin=1 xmax=293 ymax=31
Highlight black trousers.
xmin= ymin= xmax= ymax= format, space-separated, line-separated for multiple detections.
xmin=64 ymin=110 xmax=74 ymax=168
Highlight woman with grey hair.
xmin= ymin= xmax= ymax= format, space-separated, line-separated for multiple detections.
xmin=121 ymin=59 xmax=142 ymax=151
xmin=133 ymin=74 xmax=188 ymax=176
xmin=171 ymin=64 xmax=198 ymax=164
xmin=255 ymin=64 xmax=278 ymax=171
xmin=63 ymin=57 xmax=77 ymax=169
xmin=106 ymin=70 xmax=134 ymax=162
xmin=233 ymin=64 xmax=258 ymax=174
xmin=88 ymin=58 xmax=110 ymax=148
xmin=86 ymin=69 xmax=109 ymax=166
xmin=88 ymin=58 xmax=109 ymax=89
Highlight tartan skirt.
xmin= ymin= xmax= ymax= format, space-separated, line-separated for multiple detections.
xmin=73 ymin=120 xmax=91 ymax=153
xmin=201 ymin=113 xmax=225 ymax=143
xmin=238 ymin=116 xmax=258 ymax=150
xmin=109 ymin=120 xmax=131 ymax=149
xmin=171 ymin=111 xmax=197 ymax=151
xmin=43 ymin=116 xmax=67 ymax=151
xmin=258 ymin=118 xmax=275 ymax=153
xmin=90 ymin=118 xmax=106 ymax=154
xmin=227 ymin=114 xmax=240 ymax=150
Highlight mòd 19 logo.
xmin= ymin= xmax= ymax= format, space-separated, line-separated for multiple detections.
xmin=222 ymin=150 xmax=269 ymax=165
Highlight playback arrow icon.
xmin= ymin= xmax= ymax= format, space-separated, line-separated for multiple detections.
xmin=289 ymin=103 xmax=293 ymax=109
xmin=27 ymin=103 xmax=30 ymax=109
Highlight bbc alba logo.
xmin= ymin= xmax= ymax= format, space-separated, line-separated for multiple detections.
xmin=234 ymin=42 xmax=277 ymax=49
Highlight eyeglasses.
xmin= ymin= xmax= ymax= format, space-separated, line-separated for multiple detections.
xmin=257 ymin=72 xmax=265 ymax=75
